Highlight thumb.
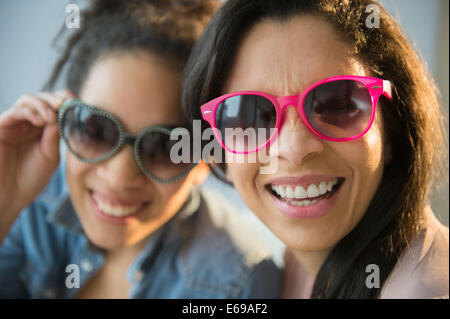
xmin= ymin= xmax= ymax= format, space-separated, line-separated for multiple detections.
xmin=40 ymin=122 xmax=60 ymax=165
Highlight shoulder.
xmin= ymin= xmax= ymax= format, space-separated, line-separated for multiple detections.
xmin=381 ymin=207 xmax=449 ymax=299
xmin=176 ymin=187 xmax=282 ymax=298
xmin=0 ymin=164 xmax=75 ymax=297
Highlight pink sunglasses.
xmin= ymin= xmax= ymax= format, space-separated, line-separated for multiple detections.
xmin=201 ymin=75 xmax=393 ymax=154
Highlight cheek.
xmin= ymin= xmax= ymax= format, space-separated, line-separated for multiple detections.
xmin=355 ymin=131 xmax=384 ymax=174
xmin=337 ymin=119 xmax=385 ymax=219
xmin=153 ymin=183 xmax=181 ymax=202
xmin=64 ymin=154 xmax=96 ymax=226
xmin=154 ymin=173 xmax=196 ymax=211
xmin=65 ymin=153 xmax=90 ymax=193
xmin=225 ymin=152 xmax=261 ymax=185
xmin=338 ymin=105 xmax=386 ymax=179
xmin=226 ymin=159 xmax=262 ymax=207
xmin=359 ymin=112 xmax=386 ymax=175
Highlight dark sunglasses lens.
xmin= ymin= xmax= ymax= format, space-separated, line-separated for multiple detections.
xmin=138 ymin=130 xmax=191 ymax=180
xmin=62 ymin=105 xmax=120 ymax=159
xmin=215 ymin=95 xmax=276 ymax=152
xmin=304 ymin=80 xmax=372 ymax=139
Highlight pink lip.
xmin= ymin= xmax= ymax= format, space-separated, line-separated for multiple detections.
xmin=91 ymin=190 xmax=148 ymax=206
xmin=267 ymin=178 xmax=344 ymax=219
xmin=89 ymin=191 xmax=147 ymax=225
xmin=266 ymin=174 xmax=343 ymax=189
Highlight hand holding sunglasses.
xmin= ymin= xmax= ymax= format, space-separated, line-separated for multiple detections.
xmin=58 ymin=99 xmax=195 ymax=184
xmin=201 ymin=75 xmax=393 ymax=154
xmin=0 ymin=91 xmax=74 ymax=221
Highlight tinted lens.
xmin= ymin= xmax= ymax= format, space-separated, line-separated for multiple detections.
xmin=215 ymin=95 xmax=276 ymax=152
xmin=304 ymin=80 xmax=372 ymax=139
xmin=62 ymin=105 xmax=120 ymax=159
xmin=138 ymin=130 xmax=191 ymax=180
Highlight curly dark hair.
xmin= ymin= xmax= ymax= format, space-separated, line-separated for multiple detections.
xmin=43 ymin=0 xmax=219 ymax=94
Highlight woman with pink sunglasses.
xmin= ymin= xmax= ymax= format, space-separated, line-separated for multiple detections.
xmin=182 ymin=0 xmax=449 ymax=298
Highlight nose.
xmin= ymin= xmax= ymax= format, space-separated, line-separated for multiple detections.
xmin=269 ymin=105 xmax=324 ymax=166
xmin=95 ymin=145 xmax=146 ymax=190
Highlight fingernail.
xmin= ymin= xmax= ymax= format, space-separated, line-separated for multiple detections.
xmin=55 ymin=97 xmax=64 ymax=106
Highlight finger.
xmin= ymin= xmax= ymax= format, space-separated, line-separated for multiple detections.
xmin=40 ymin=90 xmax=78 ymax=113
xmin=36 ymin=92 xmax=61 ymax=122
xmin=40 ymin=122 xmax=60 ymax=164
xmin=37 ymin=92 xmax=63 ymax=108
xmin=23 ymin=106 xmax=46 ymax=127
xmin=15 ymin=94 xmax=54 ymax=123
xmin=0 ymin=103 xmax=44 ymax=128
xmin=53 ymin=90 xmax=77 ymax=110
xmin=54 ymin=90 xmax=76 ymax=99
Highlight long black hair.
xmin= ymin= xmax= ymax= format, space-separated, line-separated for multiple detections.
xmin=182 ymin=0 xmax=447 ymax=298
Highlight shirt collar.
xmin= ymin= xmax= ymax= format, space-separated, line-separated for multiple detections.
xmin=46 ymin=193 xmax=84 ymax=235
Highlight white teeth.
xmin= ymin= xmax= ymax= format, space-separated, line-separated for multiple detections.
xmin=94 ymin=197 xmax=142 ymax=217
xmin=286 ymin=186 xmax=295 ymax=199
xmin=307 ymin=184 xmax=320 ymax=198
xmin=271 ymin=178 xmax=340 ymax=201
xmin=327 ymin=181 xmax=333 ymax=192
xmin=294 ymin=186 xmax=307 ymax=199
xmin=289 ymin=198 xmax=321 ymax=206
xmin=278 ymin=186 xmax=286 ymax=198
xmin=319 ymin=182 xmax=327 ymax=195
xmin=302 ymin=199 xmax=311 ymax=206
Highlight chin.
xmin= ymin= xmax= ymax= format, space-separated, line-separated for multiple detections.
xmin=84 ymin=228 xmax=132 ymax=250
xmin=276 ymin=225 xmax=340 ymax=252
xmin=288 ymin=239 xmax=337 ymax=253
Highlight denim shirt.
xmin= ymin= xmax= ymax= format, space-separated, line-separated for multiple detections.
xmin=0 ymin=164 xmax=282 ymax=298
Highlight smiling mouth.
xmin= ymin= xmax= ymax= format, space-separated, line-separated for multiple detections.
xmin=89 ymin=190 xmax=149 ymax=219
xmin=266 ymin=177 xmax=345 ymax=206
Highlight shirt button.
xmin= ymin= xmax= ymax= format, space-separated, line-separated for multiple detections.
xmin=80 ymin=259 xmax=93 ymax=272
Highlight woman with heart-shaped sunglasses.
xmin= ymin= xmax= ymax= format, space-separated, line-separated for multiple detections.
xmin=0 ymin=0 xmax=282 ymax=299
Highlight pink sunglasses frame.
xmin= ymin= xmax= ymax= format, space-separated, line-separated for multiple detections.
xmin=200 ymin=75 xmax=393 ymax=154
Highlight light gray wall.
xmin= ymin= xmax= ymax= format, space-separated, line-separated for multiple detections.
xmin=0 ymin=1 xmax=448 ymax=227
xmin=0 ymin=0 xmax=70 ymax=105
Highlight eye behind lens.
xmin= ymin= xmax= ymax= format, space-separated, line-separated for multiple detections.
xmin=215 ymin=94 xmax=277 ymax=152
xmin=61 ymin=105 xmax=121 ymax=161
xmin=137 ymin=129 xmax=192 ymax=180
xmin=304 ymin=80 xmax=372 ymax=139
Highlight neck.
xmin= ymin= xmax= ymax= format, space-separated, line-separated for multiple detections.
xmin=104 ymin=238 xmax=148 ymax=264
xmin=288 ymin=247 xmax=333 ymax=278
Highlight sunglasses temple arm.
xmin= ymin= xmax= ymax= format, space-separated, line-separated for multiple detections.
xmin=383 ymin=80 xmax=393 ymax=100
